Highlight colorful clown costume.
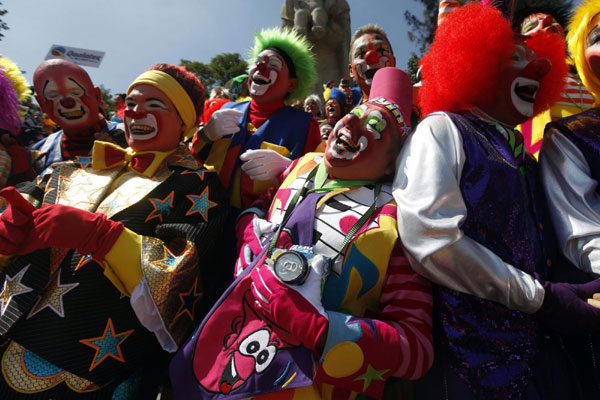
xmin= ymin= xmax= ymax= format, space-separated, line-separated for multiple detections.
xmin=0 ymin=142 xmax=228 ymax=399
xmin=171 ymin=153 xmax=433 ymax=399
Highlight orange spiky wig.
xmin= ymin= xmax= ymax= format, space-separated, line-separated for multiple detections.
xmin=418 ymin=2 xmax=568 ymax=117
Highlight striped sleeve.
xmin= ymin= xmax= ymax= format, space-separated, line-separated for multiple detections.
xmin=380 ymin=243 xmax=433 ymax=379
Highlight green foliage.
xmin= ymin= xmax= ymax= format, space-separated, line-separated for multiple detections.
xmin=99 ymin=84 xmax=114 ymax=114
xmin=181 ymin=53 xmax=248 ymax=96
xmin=0 ymin=2 xmax=9 ymax=41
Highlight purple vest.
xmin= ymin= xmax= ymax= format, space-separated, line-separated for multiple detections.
xmin=547 ymin=108 xmax=600 ymax=188
xmin=435 ymin=113 xmax=551 ymax=398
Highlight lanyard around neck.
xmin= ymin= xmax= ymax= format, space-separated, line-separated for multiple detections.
xmin=267 ymin=161 xmax=381 ymax=260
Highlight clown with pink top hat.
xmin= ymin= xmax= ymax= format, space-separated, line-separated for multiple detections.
xmin=170 ymin=67 xmax=433 ymax=400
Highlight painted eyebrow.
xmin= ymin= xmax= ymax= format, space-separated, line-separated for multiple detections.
xmin=146 ymin=97 xmax=168 ymax=105
xmin=67 ymin=77 xmax=86 ymax=94
xmin=42 ymin=80 xmax=51 ymax=94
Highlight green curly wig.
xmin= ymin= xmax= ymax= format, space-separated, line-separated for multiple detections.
xmin=249 ymin=27 xmax=316 ymax=103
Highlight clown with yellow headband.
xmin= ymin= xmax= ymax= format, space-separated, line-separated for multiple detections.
xmin=0 ymin=63 xmax=229 ymax=399
xmin=540 ymin=0 xmax=600 ymax=396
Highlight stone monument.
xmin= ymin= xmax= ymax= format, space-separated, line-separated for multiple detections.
xmin=281 ymin=0 xmax=351 ymax=100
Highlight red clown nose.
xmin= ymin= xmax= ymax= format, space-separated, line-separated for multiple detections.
xmin=523 ymin=58 xmax=551 ymax=80
xmin=124 ymin=109 xmax=148 ymax=119
xmin=60 ymin=97 xmax=76 ymax=108
xmin=365 ymin=50 xmax=380 ymax=65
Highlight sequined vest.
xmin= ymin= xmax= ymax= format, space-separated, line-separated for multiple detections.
xmin=547 ymin=108 xmax=600 ymax=189
xmin=436 ymin=112 xmax=550 ymax=398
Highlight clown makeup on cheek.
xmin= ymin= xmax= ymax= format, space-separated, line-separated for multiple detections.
xmin=352 ymin=35 xmax=394 ymax=86
xmin=586 ymin=15 xmax=600 ymax=80
xmin=249 ymin=52 xmax=283 ymax=96
xmin=124 ymin=84 xmax=184 ymax=152
xmin=42 ymin=77 xmax=90 ymax=123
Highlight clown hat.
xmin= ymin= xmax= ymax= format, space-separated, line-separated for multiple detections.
xmin=339 ymin=77 xmax=351 ymax=88
xmin=368 ymin=67 xmax=413 ymax=127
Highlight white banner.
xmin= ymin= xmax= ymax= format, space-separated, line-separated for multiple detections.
xmin=45 ymin=44 xmax=105 ymax=68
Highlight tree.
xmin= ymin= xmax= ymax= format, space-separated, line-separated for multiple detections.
xmin=99 ymin=84 xmax=114 ymax=117
xmin=181 ymin=52 xmax=248 ymax=97
xmin=0 ymin=2 xmax=9 ymax=41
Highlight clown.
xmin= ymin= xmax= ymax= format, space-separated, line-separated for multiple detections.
xmin=192 ymin=27 xmax=321 ymax=212
xmin=171 ymin=67 xmax=433 ymax=400
xmin=512 ymin=0 xmax=596 ymax=157
xmin=393 ymin=2 xmax=600 ymax=398
xmin=348 ymin=24 xmax=396 ymax=102
xmin=31 ymin=59 xmax=127 ymax=174
xmin=324 ymin=86 xmax=345 ymax=124
xmin=540 ymin=0 xmax=600 ymax=395
xmin=0 ymin=63 xmax=228 ymax=399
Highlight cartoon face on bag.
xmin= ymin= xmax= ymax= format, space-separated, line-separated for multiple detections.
xmin=193 ymin=288 xmax=300 ymax=395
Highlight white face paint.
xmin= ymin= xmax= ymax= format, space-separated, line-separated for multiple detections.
xmin=510 ymin=77 xmax=538 ymax=117
xmin=126 ymin=113 xmax=158 ymax=141
xmin=249 ymin=52 xmax=282 ymax=96
xmin=43 ymin=78 xmax=89 ymax=122
xmin=327 ymin=106 xmax=385 ymax=160
xmin=351 ymin=36 xmax=393 ymax=87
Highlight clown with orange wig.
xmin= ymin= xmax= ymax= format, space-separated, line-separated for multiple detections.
xmin=393 ymin=1 xmax=600 ymax=398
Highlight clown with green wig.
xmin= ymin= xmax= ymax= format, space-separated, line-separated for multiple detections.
xmin=192 ymin=27 xmax=322 ymax=212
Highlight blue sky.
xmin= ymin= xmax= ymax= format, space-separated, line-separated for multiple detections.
xmin=0 ymin=0 xmax=425 ymax=96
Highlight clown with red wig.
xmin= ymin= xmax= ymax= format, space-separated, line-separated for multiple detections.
xmin=393 ymin=1 xmax=600 ymax=398
xmin=0 ymin=64 xmax=229 ymax=398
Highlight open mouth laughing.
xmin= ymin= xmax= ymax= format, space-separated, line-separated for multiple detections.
xmin=57 ymin=106 xmax=85 ymax=120
xmin=127 ymin=114 xmax=159 ymax=141
xmin=329 ymin=125 xmax=368 ymax=160
xmin=511 ymin=77 xmax=539 ymax=117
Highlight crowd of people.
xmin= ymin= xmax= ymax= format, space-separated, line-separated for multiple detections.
xmin=0 ymin=0 xmax=600 ymax=399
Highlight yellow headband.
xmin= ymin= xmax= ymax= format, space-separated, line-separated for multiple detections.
xmin=127 ymin=70 xmax=197 ymax=129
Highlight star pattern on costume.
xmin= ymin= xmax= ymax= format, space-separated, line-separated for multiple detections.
xmin=175 ymin=154 xmax=198 ymax=164
xmin=26 ymin=270 xmax=79 ymax=319
xmin=145 ymin=191 xmax=175 ymax=223
xmin=58 ymin=171 xmax=104 ymax=208
xmin=0 ymin=265 xmax=33 ymax=316
xmin=98 ymin=194 xmax=121 ymax=214
xmin=75 ymin=254 xmax=97 ymax=271
xmin=181 ymin=169 xmax=205 ymax=180
xmin=73 ymin=156 xmax=93 ymax=169
xmin=185 ymin=187 xmax=217 ymax=222
xmin=353 ymin=364 xmax=389 ymax=392
xmin=79 ymin=318 xmax=134 ymax=372
xmin=152 ymin=246 xmax=179 ymax=272
xmin=174 ymin=276 xmax=203 ymax=322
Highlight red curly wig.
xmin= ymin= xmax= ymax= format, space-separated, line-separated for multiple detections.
xmin=418 ymin=2 xmax=567 ymax=117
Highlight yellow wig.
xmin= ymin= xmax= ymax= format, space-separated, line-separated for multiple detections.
xmin=568 ymin=0 xmax=600 ymax=104
xmin=0 ymin=56 xmax=31 ymax=103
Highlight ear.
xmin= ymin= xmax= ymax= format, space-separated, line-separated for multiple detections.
xmin=94 ymin=87 xmax=102 ymax=102
xmin=348 ymin=63 xmax=354 ymax=78
xmin=388 ymin=54 xmax=397 ymax=68
xmin=287 ymin=78 xmax=298 ymax=93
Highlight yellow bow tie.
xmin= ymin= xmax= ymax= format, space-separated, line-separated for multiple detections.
xmin=91 ymin=141 xmax=173 ymax=178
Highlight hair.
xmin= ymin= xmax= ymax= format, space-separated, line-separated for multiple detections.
xmin=249 ymin=27 xmax=316 ymax=102
xmin=146 ymin=64 xmax=205 ymax=124
xmin=0 ymin=57 xmax=31 ymax=103
xmin=349 ymin=24 xmax=393 ymax=61
xmin=0 ymin=72 xmax=22 ymax=134
xmin=115 ymin=93 xmax=126 ymax=101
xmin=328 ymin=87 xmax=346 ymax=105
xmin=513 ymin=0 xmax=572 ymax=34
xmin=303 ymin=93 xmax=322 ymax=109
xmin=568 ymin=0 xmax=600 ymax=102
xmin=418 ymin=2 xmax=567 ymax=117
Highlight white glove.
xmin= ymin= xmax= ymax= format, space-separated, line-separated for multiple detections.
xmin=290 ymin=254 xmax=328 ymax=317
xmin=203 ymin=108 xmax=244 ymax=141
xmin=240 ymin=149 xmax=292 ymax=181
